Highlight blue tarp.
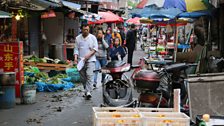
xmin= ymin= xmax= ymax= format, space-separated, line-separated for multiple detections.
xmin=163 ymin=0 xmax=186 ymax=11
xmin=36 ymin=80 xmax=74 ymax=92
xmin=130 ymin=5 xmax=182 ymax=19
xmin=24 ymin=72 xmax=35 ymax=77
xmin=130 ymin=4 xmax=211 ymax=19
xmin=178 ymin=10 xmax=211 ymax=18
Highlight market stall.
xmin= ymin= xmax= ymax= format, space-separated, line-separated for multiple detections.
xmin=139 ymin=18 xmax=193 ymax=63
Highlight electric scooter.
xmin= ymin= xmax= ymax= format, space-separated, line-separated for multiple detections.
xmin=100 ymin=60 xmax=135 ymax=107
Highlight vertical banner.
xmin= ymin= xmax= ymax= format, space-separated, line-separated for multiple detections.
xmin=11 ymin=18 xmax=17 ymax=41
xmin=0 ymin=42 xmax=24 ymax=98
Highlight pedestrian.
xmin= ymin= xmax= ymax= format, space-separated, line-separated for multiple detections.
xmin=109 ymin=38 xmax=126 ymax=61
xmin=104 ymin=29 xmax=112 ymax=48
xmin=118 ymin=26 xmax=126 ymax=46
xmin=126 ymin=24 xmax=137 ymax=65
xmin=112 ymin=29 xmax=122 ymax=46
xmin=94 ymin=29 xmax=109 ymax=88
xmin=74 ymin=23 xmax=98 ymax=100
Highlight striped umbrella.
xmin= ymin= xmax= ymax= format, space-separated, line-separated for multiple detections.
xmin=136 ymin=0 xmax=209 ymax=12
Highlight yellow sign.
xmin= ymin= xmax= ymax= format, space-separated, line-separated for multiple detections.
xmin=4 ymin=53 xmax=13 ymax=61
xmin=4 ymin=62 xmax=14 ymax=70
xmin=4 ymin=44 xmax=13 ymax=53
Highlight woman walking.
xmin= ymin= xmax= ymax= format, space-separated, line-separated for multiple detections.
xmin=94 ymin=29 xmax=109 ymax=88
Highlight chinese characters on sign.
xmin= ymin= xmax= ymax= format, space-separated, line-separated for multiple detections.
xmin=3 ymin=44 xmax=14 ymax=70
xmin=0 ymin=42 xmax=24 ymax=98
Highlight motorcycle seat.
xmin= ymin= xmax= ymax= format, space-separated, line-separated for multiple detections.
xmin=165 ymin=63 xmax=188 ymax=72
xmin=106 ymin=60 xmax=126 ymax=68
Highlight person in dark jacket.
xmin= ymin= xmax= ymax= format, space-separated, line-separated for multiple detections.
xmin=118 ymin=26 xmax=126 ymax=46
xmin=104 ymin=29 xmax=112 ymax=48
xmin=126 ymin=24 xmax=137 ymax=65
xmin=109 ymin=38 xmax=126 ymax=61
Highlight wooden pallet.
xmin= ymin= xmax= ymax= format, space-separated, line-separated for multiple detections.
xmin=24 ymin=62 xmax=71 ymax=71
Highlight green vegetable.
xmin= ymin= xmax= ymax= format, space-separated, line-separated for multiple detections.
xmin=24 ymin=76 xmax=36 ymax=84
xmin=35 ymin=72 xmax=49 ymax=79
xmin=54 ymin=74 xmax=68 ymax=78
xmin=58 ymin=60 xmax=68 ymax=65
xmin=24 ymin=66 xmax=40 ymax=73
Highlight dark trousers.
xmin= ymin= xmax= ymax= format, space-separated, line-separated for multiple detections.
xmin=127 ymin=48 xmax=134 ymax=65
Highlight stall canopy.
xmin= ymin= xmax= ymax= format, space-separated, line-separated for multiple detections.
xmin=0 ymin=11 xmax=11 ymax=18
xmin=88 ymin=11 xmax=124 ymax=24
xmin=131 ymin=5 xmax=182 ymax=19
xmin=61 ymin=0 xmax=88 ymax=15
xmin=62 ymin=0 xmax=81 ymax=10
xmin=132 ymin=0 xmax=211 ymax=19
xmin=178 ymin=10 xmax=211 ymax=18
xmin=139 ymin=18 xmax=190 ymax=26
xmin=136 ymin=0 xmax=209 ymax=12
xmin=22 ymin=0 xmax=61 ymax=10
xmin=126 ymin=17 xmax=141 ymax=25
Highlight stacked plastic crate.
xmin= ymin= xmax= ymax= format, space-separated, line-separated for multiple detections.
xmin=93 ymin=107 xmax=190 ymax=126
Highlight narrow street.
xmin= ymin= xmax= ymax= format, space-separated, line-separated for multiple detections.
xmin=0 ymin=44 xmax=146 ymax=126
xmin=0 ymin=0 xmax=223 ymax=126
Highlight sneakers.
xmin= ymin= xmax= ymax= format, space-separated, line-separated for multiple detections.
xmin=85 ymin=92 xmax=92 ymax=100
xmin=93 ymin=84 xmax=97 ymax=90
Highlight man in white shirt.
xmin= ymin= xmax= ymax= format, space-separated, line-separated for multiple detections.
xmin=74 ymin=23 xmax=98 ymax=100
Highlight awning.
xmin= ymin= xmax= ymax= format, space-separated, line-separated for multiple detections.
xmin=62 ymin=1 xmax=81 ymax=10
xmin=61 ymin=1 xmax=88 ymax=15
xmin=20 ymin=0 xmax=61 ymax=11
xmin=0 ymin=11 xmax=11 ymax=18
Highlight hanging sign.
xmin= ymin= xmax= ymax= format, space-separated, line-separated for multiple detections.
xmin=0 ymin=42 xmax=24 ymax=97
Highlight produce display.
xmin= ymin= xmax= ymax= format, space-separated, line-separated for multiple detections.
xmin=24 ymin=55 xmax=70 ymax=65
xmin=24 ymin=66 xmax=69 ymax=85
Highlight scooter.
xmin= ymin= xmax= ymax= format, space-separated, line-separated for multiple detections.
xmin=100 ymin=60 xmax=135 ymax=107
xmin=132 ymin=59 xmax=194 ymax=108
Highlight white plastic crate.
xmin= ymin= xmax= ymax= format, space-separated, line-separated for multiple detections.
xmin=93 ymin=107 xmax=138 ymax=126
xmin=136 ymin=108 xmax=174 ymax=113
xmin=141 ymin=112 xmax=190 ymax=126
xmin=93 ymin=107 xmax=137 ymax=113
xmin=94 ymin=112 xmax=142 ymax=126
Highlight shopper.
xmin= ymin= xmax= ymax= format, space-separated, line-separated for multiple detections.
xmin=74 ymin=23 xmax=98 ymax=100
xmin=109 ymin=38 xmax=126 ymax=61
xmin=104 ymin=29 xmax=112 ymax=48
xmin=94 ymin=29 xmax=109 ymax=88
xmin=112 ymin=29 xmax=122 ymax=46
xmin=126 ymin=24 xmax=137 ymax=65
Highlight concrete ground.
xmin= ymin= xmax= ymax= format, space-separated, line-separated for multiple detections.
xmin=0 ymin=43 xmax=146 ymax=126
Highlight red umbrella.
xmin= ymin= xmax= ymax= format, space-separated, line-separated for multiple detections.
xmin=88 ymin=11 xmax=124 ymax=24
xmin=126 ymin=17 xmax=141 ymax=25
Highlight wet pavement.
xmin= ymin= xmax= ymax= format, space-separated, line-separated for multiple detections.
xmin=0 ymin=44 xmax=146 ymax=126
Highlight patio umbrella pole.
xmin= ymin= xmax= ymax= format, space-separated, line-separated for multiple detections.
xmin=174 ymin=18 xmax=179 ymax=62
